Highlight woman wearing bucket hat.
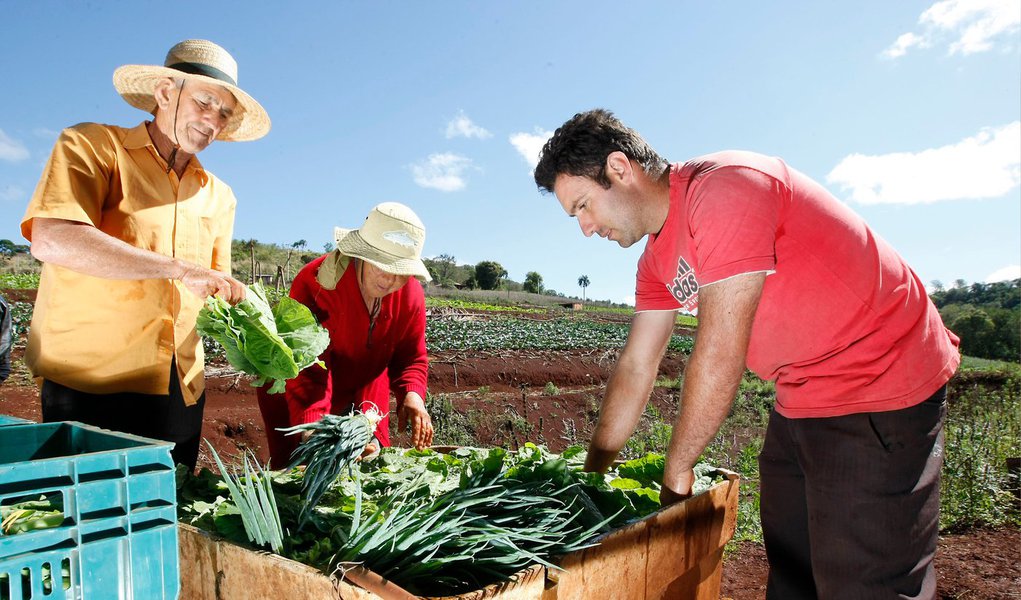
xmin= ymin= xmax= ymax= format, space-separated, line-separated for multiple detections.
xmin=20 ymin=39 xmax=269 ymax=470
xmin=257 ymin=203 xmax=434 ymax=466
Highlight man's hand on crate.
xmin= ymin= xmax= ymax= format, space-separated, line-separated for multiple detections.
xmin=660 ymin=468 xmax=694 ymax=507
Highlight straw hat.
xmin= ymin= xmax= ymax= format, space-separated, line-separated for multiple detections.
xmin=112 ymin=39 xmax=270 ymax=142
xmin=334 ymin=203 xmax=432 ymax=282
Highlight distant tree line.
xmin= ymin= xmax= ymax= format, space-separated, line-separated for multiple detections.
xmin=930 ymin=278 xmax=1020 ymax=362
xmin=422 ymin=256 xmax=618 ymax=305
xmin=0 ymin=239 xmax=30 ymax=260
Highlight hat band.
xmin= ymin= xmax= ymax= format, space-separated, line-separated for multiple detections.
xmin=167 ymin=62 xmax=237 ymax=87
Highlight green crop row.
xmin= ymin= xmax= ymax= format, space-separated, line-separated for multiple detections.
xmin=0 ymin=273 xmax=40 ymax=289
xmin=426 ymin=297 xmax=545 ymax=314
xmin=426 ymin=317 xmax=694 ymax=353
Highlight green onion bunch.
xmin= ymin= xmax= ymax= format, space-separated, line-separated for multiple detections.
xmin=206 ymin=442 xmax=284 ymax=553
xmin=327 ymin=459 xmax=613 ymax=595
xmin=282 ymin=408 xmax=383 ymax=523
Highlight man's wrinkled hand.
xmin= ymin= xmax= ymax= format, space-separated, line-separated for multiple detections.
xmin=180 ymin=264 xmax=246 ymax=305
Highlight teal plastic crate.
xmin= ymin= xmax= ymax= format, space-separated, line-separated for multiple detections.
xmin=0 ymin=416 xmax=29 ymax=427
xmin=0 ymin=422 xmax=178 ymax=599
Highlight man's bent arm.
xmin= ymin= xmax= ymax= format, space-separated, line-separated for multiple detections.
xmin=661 ymin=272 xmax=765 ymax=504
xmin=584 ymin=309 xmax=676 ymax=473
xmin=30 ymin=217 xmax=244 ymax=303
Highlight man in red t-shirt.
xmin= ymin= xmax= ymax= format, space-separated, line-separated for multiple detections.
xmin=534 ymin=109 xmax=959 ymax=599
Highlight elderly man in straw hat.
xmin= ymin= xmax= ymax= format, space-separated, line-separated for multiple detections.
xmin=21 ymin=39 xmax=270 ymax=469
xmin=256 ymin=202 xmax=435 ymax=467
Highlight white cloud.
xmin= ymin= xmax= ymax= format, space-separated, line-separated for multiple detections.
xmin=882 ymin=32 xmax=928 ymax=59
xmin=445 ymin=111 xmax=491 ymax=140
xmin=826 ymin=121 xmax=1020 ymax=205
xmin=509 ymin=128 xmax=554 ymax=169
xmin=0 ymin=129 xmax=29 ymax=162
xmin=986 ymin=265 xmax=1021 ymax=282
xmin=411 ymin=153 xmax=473 ymax=192
xmin=882 ymin=0 xmax=1020 ymax=58
xmin=0 ymin=184 xmax=25 ymax=202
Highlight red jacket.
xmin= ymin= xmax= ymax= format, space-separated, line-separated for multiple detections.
xmin=259 ymin=254 xmax=428 ymax=453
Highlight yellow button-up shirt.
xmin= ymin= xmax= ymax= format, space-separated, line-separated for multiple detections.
xmin=21 ymin=121 xmax=237 ymax=405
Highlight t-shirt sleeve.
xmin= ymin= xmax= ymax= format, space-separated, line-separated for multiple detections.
xmin=635 ymin=251 xmax=681 ymax=312
xmin=21 ymin=125 xmax=114 ymax=241
xmin=688 ymin=167 xmax=781 ymax=285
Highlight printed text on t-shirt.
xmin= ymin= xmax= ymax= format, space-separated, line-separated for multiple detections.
xmin=668 ymin=257 xmax=699 ymax=313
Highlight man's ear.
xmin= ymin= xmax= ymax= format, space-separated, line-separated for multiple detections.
xmin=153 ymin=78 xmax=177 ymax=110
xmin=605 ymin=151 xmax=633 ymax=184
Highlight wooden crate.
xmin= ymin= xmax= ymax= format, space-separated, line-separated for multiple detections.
xmin=178 ymin=523 xmax=547 ymax=599
xmin=548 ymin=470 xmax=739 ymax=600
xmin=179 ymin=471 xmax=738 ymax=600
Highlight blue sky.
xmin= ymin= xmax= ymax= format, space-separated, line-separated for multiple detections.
xmin=1 ymin=1 xmax=1018 ymax=305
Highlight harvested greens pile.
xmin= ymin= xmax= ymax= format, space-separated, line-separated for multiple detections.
xmin=196 ymin=282 xmax=330 ymax=393
xmin=178 ymin=442 xmax=723 ymax=596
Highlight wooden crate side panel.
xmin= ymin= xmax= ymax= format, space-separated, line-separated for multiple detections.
xmin=654 ymin=547 xmax=725 ymax=600
xmin=180 ymin=523 xmax=544 ymax=600
xmin=430 ymin=565 xmax=545 ymax=600
xmin=215 ymin=541 xmax=355 ymax=599
xmin=645 ymin=475 xmax=739 ymax=594
xmin=550 ymin=518 xmax=651 ymax=600
xmin=179 ymin=524 xmax=219 ymax=600
xmin=178 ymin=524 xmax=378 ymax=600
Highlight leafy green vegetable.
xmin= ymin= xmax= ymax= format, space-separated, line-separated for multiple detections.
xmin=197 ymin=283 xmax=330 ymax=393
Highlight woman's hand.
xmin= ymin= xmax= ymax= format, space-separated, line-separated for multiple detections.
xmin=359 ymin=439 xmax=380 ymax=460
xmin=397 ymin=392 xmax=433 ymax=450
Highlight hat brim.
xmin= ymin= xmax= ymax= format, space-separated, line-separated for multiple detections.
xmin=334 ymin=227 xmax=432 ymax=282
xmin=113 ymin=65 xmax=270 ymax=142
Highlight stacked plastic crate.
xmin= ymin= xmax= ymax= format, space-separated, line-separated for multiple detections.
xmin=0 ymin=421 xmax=179 ymax=599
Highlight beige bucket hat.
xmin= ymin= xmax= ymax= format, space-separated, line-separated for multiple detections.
xmin=113 ymin=39 xmax=270 ymax=142
xmin=334 ymin=203 xmax=432 ymax=282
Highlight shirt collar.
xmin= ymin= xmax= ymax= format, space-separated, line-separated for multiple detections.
xmin=124 ymin=121 xmax=209 ymax=185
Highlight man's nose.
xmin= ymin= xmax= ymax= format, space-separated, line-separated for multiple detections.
xmin=578 ymin=215 xmax=596 ymax=237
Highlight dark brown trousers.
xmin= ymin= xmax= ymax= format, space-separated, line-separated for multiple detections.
xmin=760 ymin=386 xmax=946 ymax=600
xmin=41 ymin=358 xmax=206 ymax=470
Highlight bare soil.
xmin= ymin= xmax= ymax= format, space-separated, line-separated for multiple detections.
xmin=0 ymin=343 xmax=1018 ymax=599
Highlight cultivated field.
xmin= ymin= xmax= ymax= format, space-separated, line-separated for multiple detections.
xmin=0 ymin=293 xmax=1018 ymax=598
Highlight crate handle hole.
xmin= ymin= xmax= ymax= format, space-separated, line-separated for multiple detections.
xmin=0 ymin=491 xmax=65 ymax=536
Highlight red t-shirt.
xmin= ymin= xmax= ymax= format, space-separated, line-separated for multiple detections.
xmin=282 ymin=254 xmax=429 ymax=444
xmin=636 ymin=151 xmax=960 ymax=418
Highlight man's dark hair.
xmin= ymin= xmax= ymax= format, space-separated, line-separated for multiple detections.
xmin=534 ymin=109 xmax=667 ymax=194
